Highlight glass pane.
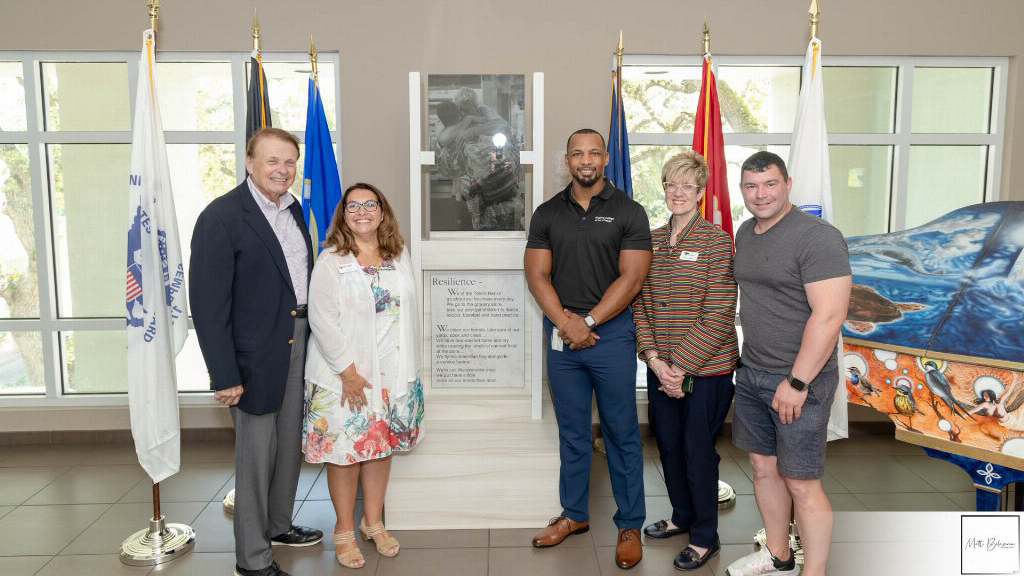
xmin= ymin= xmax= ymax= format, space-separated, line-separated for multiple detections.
xmin=822 ymin=67 xmax=896 ymax=133
xmin=166 ymin=143 xmax=235 ymax=284
xmin=912 ymin=68 xmax=992 ymax=133
xmin=905 ymin=146 xmax=987 ymax=229
xmin=621 ymin=65 xmax=702 ymax=134
xmin=254 ymin=61 xmax=337 ymax=132
xmin=629 ymin=145 xmax=688 ymax=229
xmin=725 ymin=145 xmax=790 ymax=230
xmin=0 ymin=62 xmax=27 ymax=131
xmin=0 ymin=331 xmax=44 ymax=394
xmin=177 ymin=329 xmax=210 ymax=391
xmin=830 ymin=146 xmax=892 ymax=237
xmin=156 ymin=62 xmax=233 ymax=131
xmin=42 ymin=62 xmax=131 ymax=131
xmin=49 ymin=144 xmax=132 ymax=318
xmin=62 ymin=330 xmax=126 ymax=393
xmin=0 ymin=144 xmax=39 ymax=318
xmin=716 ymin=66 xmax=800 ymax=133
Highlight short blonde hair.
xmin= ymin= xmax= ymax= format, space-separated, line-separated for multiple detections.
xmin=661 ymin=150 xmax=709 ymax=190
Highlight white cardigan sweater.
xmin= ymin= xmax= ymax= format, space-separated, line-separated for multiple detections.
xmin=304 ymin=247 xmax=420 ymax=415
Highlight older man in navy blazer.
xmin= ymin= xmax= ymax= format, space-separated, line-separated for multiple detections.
xmin=190 ymin=127 xmax=322 ymax=576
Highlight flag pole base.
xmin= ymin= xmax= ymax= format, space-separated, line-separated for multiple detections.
xmin=717 ymin=480 xmax=737 ymax=509
xmin=119 ymin=515 xmax=195 ymax=566
xmin=752 ymin=522 xmax=803 ymax=565
xmin=223 ymin=488 xmax=236 ymax=514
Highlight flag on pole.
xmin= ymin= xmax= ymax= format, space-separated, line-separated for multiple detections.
xmin=301 ymin=74 xmax=341 ymax=257
xmin=692 ymin=53 xmax=734 ymax=239
xmin=126 ymin=28 xmax=188 ymax=484
xmin=788 ymin=35 xmax=849 ymax=441
xmin=606 ymin=61 xmax=633 ymax=196
xmin=246 ymin=49 xmax=272 ymax=141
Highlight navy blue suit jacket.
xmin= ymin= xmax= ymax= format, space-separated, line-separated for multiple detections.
xmin=189 ymin=182 xmax=313 ymax=415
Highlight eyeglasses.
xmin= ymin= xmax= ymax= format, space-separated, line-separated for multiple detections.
xmin=345 ymin=200 xmax=379 ymax=213
xmin=663 ymin=182 xmax=700 ymax=195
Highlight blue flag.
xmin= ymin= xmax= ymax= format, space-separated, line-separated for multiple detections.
xmin=301 ymin=75 xmax=342 ymax=258
xmin=606 ymin=68 xmax=632 ymax=197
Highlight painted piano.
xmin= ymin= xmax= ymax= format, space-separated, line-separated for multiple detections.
xmin=841 ymin=201 xmax=1024 ymax=510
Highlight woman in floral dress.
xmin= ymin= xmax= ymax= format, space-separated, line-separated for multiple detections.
xmin=303 ymin=183 xmax=423 ymax=569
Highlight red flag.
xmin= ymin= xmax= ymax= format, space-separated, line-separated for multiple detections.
xmin=692 ymin=55 xmax=734 ymax=240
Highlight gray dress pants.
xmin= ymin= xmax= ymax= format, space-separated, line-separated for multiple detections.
xmin=230 ymin=318 xmax=308 ymax=570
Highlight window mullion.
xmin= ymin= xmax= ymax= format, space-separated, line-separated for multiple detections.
xmin=22 ymin=56 xmax=59 ymax=399
xmin=890 ymin=60 xmax=914 ymax=233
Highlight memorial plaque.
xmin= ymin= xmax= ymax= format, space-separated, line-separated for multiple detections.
xmin=430 ymin=272 xmax=525 ymax=388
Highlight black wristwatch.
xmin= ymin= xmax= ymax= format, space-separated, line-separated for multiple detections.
xmin=786 ymin=372 xmax=807 ymax=392
xmin=584 ymin=314 xmax=597 ymax=328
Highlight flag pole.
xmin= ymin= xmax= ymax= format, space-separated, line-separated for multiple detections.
xmin=120 ymin=0 xmax=196 ymax=567
xmin=708 ymin=20 xmax=733 ymax=516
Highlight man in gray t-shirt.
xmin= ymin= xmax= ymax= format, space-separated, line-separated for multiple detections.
xmin=725 ymin=152 xmax=851 ymax=576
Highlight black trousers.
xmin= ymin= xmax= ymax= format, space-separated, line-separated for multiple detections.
xmin=646 ymin=369 xmax=734 ymax=548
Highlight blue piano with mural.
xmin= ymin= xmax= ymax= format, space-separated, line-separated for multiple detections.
xmin=841 ymin=201 xmax=1024 ymax=510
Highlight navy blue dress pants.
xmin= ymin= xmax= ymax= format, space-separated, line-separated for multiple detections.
xmin=646 ymin=369 xmax=734 ymax=548
xmin=544 ymin=310 xmax=645 ymax=529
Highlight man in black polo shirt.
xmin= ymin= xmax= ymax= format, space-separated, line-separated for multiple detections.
xmin=524 ymin=128 xmax=653 ymax=570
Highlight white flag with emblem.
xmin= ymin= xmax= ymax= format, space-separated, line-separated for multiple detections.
xmin=788 ymin=37 xmax=849 ymax=441
xmin=126 ymin=28 xmax=188 ymax=483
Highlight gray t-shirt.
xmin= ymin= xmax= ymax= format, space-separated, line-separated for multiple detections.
xmin=734 ymin=206 xmax=851 ymax=374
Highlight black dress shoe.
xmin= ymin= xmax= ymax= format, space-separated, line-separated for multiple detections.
xmin=234 ymin=561 xmax=292 ymax=576
xmin=643 ymin=519 xmax=687 ymax=539
xmin=271 ymin=525 xmax=324 ymax=547
xmin=673 ymin=542 xmax=720 ymax=571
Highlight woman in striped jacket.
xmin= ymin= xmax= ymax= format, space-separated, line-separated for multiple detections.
xmin=632 ymin=150 xmax=739 ymax=571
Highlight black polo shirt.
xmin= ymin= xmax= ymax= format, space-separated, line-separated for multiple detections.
xmin=527 ymin=179 xmax=652 ymax=314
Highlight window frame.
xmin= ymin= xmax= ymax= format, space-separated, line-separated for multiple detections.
xmin=622 ymin=54 xmax=1008 ymax=232
xmin=0 ymin=50 xmax=342 ymax=406
xmin=623 ymin=54 xmax=1008 ymax=396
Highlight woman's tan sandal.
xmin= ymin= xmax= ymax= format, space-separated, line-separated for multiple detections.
xmin=359 ymin=518 xmax=400 ymax=557
xmin=333 ymin=531 xmax=365 ymax=569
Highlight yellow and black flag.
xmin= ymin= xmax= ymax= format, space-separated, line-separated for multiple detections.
xmin=246 ymin=14 xmax=272 ymax=141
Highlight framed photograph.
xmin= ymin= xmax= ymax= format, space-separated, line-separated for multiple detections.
xmin=427 ymin=74 xmax=526 ymax=235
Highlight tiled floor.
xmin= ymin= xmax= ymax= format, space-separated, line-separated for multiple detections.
xmin=0 ymin=431 xmax=981 ymax=575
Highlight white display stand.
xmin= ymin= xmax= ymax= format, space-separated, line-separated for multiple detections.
xmin=386 ymin=72 xmax=559 ymax=529
xmin=408 ymin=71 xmax=546 ymax=419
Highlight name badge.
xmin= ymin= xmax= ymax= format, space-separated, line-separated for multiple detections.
xmin=551 ymin=327 xmax=564 ymax=352
xmin=339 ymin=262 xmax=361 ymax=274
xmin=679 ymin=251 xmax=699 ymax=262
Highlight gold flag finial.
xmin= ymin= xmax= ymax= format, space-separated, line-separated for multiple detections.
xmin=809 ymin=0 xmax=821 ymax=39
xmin=147 ymin=0 xmax=160 ymax=33
xmin=615 ymin=30 xmax=624 ymax=69
xmin=252 ymin=9 xmax=261 ymax=52
xmin=309 ymin=36 xmax=318 ymax=77
xmin=702 ymin=18 xmax=711 ymax=55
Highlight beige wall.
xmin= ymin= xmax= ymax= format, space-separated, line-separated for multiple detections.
xmin=0 ymin=1 xmax=1020 ymax=430
xmin=2 ymin=0 xmax=1022 ymax=237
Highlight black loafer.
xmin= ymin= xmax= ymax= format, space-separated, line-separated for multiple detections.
xmin=234 ymin=561 xmax=292 ymax=576
xmin=271 ymin=525 xmax=324 ymax=547
xmin=673 ymin=542 xmax=720 ymax=571
xmin=643 ymin=519 xmax=687 ymax=539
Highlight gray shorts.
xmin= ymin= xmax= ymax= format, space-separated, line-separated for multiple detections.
xmin=731 ymin=365 xmax=838 ymax=479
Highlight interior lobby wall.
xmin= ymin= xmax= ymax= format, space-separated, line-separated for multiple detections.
xmin=0 ymin=0 xmax=1020 ymax=430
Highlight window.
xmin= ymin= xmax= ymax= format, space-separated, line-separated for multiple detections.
xmin=623 ymin=56 xmax=1006 ymax=238
xmin=623 ymin=55 xmax=1007 ymax=393
xmin=0 ymin=52 xmax=341 ymax=401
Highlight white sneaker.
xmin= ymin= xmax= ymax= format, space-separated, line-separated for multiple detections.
xmin=725 ymin=547 xmax=799 ymax=576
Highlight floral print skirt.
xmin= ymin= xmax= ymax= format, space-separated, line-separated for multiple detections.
xmin=302 ymin=378 xmax=424 ymax=465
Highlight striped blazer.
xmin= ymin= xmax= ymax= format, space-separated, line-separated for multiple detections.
xmin=632 ymin=214 xmax=739 ymax=376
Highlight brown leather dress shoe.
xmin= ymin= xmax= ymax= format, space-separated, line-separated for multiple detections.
xmin=615 ymin=528 xmax=642 ymax=569
xmin=531 ymin=516 xmax=590 ymax=548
